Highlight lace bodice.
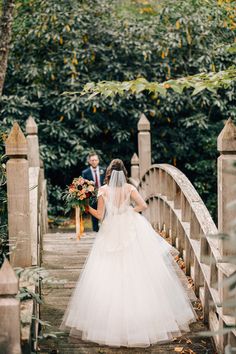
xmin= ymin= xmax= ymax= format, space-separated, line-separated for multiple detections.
xmin=98 ymin=183 xmax=136 ymax=217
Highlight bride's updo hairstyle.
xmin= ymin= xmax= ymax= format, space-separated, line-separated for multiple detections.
xmin=105 ymin=159 xmax=128 ymax=185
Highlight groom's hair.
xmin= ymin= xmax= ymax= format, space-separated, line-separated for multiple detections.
xmin=87 ymin=152 xmax=99 ymax=160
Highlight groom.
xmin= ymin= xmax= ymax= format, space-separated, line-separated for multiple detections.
xmin=82 ymin=152 xmax=106 ymax=232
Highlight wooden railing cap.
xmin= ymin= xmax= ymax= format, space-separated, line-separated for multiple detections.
xmin=138 ymin=113 xmax=150 ymax=131
xmin=217 ymin=118 xmax=236 ymax=153
xmin=5 ymin=121 xmax=27 ymax=156
xmin=131 ymin=153 xmax=139 ymax=165
xmin=0 ymin=259 xmax=18 ymax=295
xmin=26 ymin=116 xmax=38 ymax=135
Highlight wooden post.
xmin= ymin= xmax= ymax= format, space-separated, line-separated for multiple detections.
xmin=39 ymin=159 xmax=48 ymax=235
xmin=26 ymin=116 xmax=40 ymax=168
xmin=217 ymin=118 xmax=236 ymax=256
xmin=75 ymin=207 xmax=84 ymax=240
xmin=217 ymin=119 xmax=236 ymax=351
xmin=138 ymin=113 xmax=151 ymax=178
xmin=5 ymin=122 xmax=31 ymax=267
xmin=0 ymin=259 xmax=21 ymax=354
xmin=131 ymin=153 xmax=140 ymax=182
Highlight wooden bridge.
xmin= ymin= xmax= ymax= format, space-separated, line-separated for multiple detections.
xmin=0 ymin=114 xmax=236 ymax=354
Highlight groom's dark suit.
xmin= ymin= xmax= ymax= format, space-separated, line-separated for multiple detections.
xmin=82 ymin=166 xmax=106 ymax=232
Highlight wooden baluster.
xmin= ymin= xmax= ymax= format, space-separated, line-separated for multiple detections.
xmin=203 ymin=280 xmax=211 ymax=324
xmin=162 ymin=202 xmax=168 ymax=236
xmin=181 ymin=194 xmax=191 ymax=222
xmin=166 ymin=173 xmax=173 ymax=201
xmin=173 ymin=183 xmax=181 ymax=209
xmin=200 ymin=234 xmax=210 ymax=265
xmin=193 ymin=256 xmax=204 ymax=297
xmin=157 ymin=197 xmax=161 ymax=232
xmin=163 ymin=171 xmax=168 ymax=197
xmin=210 ymin=256 xmax=218 ymax=290
xmin=190 ymin=211 xmax=200 ymax=240
xmin=177 ymin=220 xmax=185 ymax=256
xmin=159 ymin=199 xmax=164 ymax=232
xmin=170 ymin=210 xmax=177 ymax=246
xmin=150 ymin=169 xmax=154 ymax=196
xmin=185 ymin=238 xmax=191 ymax=275
xmin=154 ymin=168 xmax=160 ymax=194
xmin=159 ymin=169 xmax=165 ymax=196
xmin=0 ymin=259 xmax=21 ymax=354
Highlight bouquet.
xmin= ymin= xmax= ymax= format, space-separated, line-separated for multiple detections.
xmin=63 ymin=177 xmax=97 ymax=239
xmin=63 ymin=176 xmax=97 ymax=212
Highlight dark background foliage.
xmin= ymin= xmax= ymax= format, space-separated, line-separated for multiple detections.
xmin=0 ymin=0 xmax=235 ymax=219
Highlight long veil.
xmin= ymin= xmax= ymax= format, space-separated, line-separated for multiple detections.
xmin=105 ymin=170 xmax=127 ymax=217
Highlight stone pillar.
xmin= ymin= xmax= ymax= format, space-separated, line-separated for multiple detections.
xmin=131 ymin=153 xmax=140 ymax=182
xmin=26 ymin=116 xmax=40 ymax=168
xmin=138 ymin=113 xmax=151 ymax=178
xmin=0 ymin=259 xmax=21 ymax=354
xmin=217 ymin=118 xmax=236 ymax=256
xmin=5 ymin=122 xmax=31 ymax=267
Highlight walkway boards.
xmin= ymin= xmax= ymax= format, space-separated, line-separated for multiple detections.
xmin=38 ymin=232 xmax=216 ymax=354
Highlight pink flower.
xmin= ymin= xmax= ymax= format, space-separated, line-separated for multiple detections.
xmin=88 ymin=185 xmax=94 ymax=192
xmin=78 ymin=177 xmax=85 ymax=185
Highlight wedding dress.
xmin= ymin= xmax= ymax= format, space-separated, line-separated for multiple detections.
xmin=60 ymin=170 xmax=196 ymax=347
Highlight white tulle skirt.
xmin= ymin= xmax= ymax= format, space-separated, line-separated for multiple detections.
xmin=60 ymin=207 xmax=196 ymax=347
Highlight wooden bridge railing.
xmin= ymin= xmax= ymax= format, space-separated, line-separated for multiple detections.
xmin=130 ymin=114 xmax=236 ymax=353
xmin=0 ymin=118 xmax=48 ymax=353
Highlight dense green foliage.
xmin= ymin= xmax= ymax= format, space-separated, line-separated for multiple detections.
xmin=0 ymin=0 xmax=235 ymax=219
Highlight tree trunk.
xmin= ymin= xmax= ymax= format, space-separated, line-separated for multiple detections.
xmin=0 ymin=0 xmax=15 ymax=96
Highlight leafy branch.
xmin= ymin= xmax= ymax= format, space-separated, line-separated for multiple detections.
xmin=80 ymin=66 xmax=236 ymax=100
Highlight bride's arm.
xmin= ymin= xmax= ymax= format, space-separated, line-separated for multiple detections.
xmin=130 ymin=188 xmax=148 ymax=212
xmin=88 ymin=195 xmax=104 ymax=220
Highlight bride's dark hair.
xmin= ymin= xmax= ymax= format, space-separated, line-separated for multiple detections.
xmin=105 ymin=159 xmax=128 ymax=184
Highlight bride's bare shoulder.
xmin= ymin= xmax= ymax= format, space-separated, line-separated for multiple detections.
xmin=99 ymin=184 xmax=108 ymax=192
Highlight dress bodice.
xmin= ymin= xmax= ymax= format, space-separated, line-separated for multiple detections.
xmin=98 ymin=183 xmax=135 ymax=218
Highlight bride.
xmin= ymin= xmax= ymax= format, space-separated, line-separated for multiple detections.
xmin=60 ymin=158 xmax=196 ymax=347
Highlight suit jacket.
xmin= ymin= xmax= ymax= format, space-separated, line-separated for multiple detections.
xmin=81 ymin=166 xmax=106 ymax=186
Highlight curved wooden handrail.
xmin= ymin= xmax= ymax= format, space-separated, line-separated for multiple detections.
xmin=130 ymin=163 xmax=228 ymax=351
xmin=140 ymin=163 xmax=219 ymax=256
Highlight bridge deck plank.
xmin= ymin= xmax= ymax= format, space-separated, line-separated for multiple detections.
xmin=39 ymin=231 xmax=216 ymax=354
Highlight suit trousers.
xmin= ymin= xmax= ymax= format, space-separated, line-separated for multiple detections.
xmin=91 ymin=200 xmax=99 ymax=232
